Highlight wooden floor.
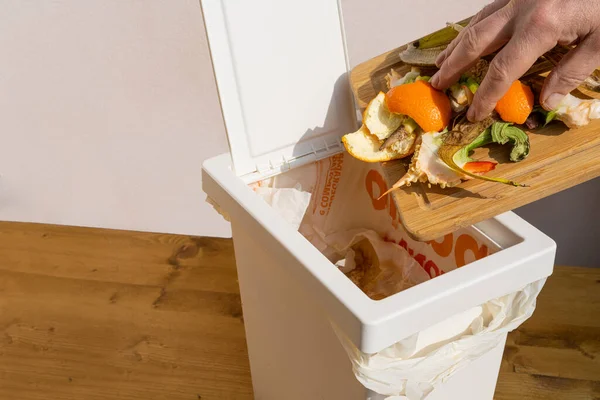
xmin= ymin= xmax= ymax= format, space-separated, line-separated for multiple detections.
xmin=0 ymin=222 xmax=598 ymax=400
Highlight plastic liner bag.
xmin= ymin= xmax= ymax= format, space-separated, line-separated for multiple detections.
xmin=332 ymin=278 xmax=546 ymax=400
xmin=253 ymin=183 xmax=312 ymax=231
xmin=323 ymin=229 xmax=431 ymax=300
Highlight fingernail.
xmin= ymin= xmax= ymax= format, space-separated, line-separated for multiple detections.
xmin=430 ymin=72 xmax=440 ymax=88
xmin=543 ymin=93 xmax=564 ymax=110
xmin=467 ymin=107 xmax=477 ymax=122
xmin=467 ymin=107 xmax=488 ymax=122
xmin=435 ymin=51 xmax=446 ymax=67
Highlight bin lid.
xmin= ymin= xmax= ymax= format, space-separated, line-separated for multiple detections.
xmin=201 ymin=0 xmax=357 ymax=178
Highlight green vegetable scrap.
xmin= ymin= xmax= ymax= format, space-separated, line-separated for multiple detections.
xmin=454 ymin=128 xmax=493 ymax=165
xmin=453 ymin=121 xmax=531 ymax=165
xmin=545 ymin=110 xmax=557 ymax=126
xmin=530 ymin=105 xmax=557 ymax=127
xmin=490 ymin=122 xmax=530 ymax=162
xmin=461 ymin=77 xmax=480 ymax=94
xmin=416 ymin=21 xmax=468 ymax=49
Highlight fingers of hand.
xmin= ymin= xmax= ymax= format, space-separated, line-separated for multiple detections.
xmin=468 ymin=36 xmax=553 ymax=121
xmin=431 ymin=13 xmax=511 ymax=90
xmin=435 ymin=0 xmax=512 ymax=67
xmin=541 ymin=33 xmax=600 ymax=110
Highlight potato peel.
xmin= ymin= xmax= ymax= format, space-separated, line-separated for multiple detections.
xmin=342 ymin=125 xmax=415 ymax=163
xmin=342 ymin=91 xmax=416 ymax=163
xmin=363 ymin=92 xmax=403 ymax=140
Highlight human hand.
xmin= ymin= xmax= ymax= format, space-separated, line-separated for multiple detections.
xmin=430 ymin=0 xmax=600 ymax=121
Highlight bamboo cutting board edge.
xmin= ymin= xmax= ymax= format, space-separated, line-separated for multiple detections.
xmin=381 ymin=143 xmax=600 ymax=241
xmin=349 ymin=30 xmax=600 ymax=242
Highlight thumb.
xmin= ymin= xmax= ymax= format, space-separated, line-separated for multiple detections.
xmin=541 ymin=35 xmax=600 ymax=110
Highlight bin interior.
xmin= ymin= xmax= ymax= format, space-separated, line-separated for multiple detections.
xmin=244 ymin=152 xmax=525 ymax=301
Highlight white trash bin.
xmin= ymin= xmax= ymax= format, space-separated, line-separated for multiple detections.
xmin=200 ymin=1 xmax=557 ymax=399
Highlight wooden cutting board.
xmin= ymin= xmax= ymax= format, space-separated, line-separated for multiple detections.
xmin=349 ymin=26 xmax=600 ymax=242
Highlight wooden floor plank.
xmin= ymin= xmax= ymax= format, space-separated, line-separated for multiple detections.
xmin=0 ymin=221 xmax=598 ymax=399
xmin=0 ymin=222 xmax=251 ymax=400
xmin=495 ymin=373 xmax=600 ymax=400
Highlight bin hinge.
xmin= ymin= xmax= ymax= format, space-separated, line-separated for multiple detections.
xmin=241 ymin=138 xmax=344 ymax=183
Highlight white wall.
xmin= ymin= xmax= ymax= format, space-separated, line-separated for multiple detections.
xmin=0 ymin=0 xmax=231 ymax=237
xmin=341 ymin=0 xmax=485 ymax=68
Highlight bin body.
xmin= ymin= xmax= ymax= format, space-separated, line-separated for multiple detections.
xmin=233 ymin=218 xmax=508 ymax=400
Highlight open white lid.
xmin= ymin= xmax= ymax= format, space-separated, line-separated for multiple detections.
xmin=200 ymin=0 xmax=357 ymax=178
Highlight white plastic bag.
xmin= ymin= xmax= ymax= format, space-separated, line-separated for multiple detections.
xmin=332 ymin=278 xmax=545 ymax=400
xmin=254 ymin=183 xmax=311 ymax=231
xmin=319 ymin=229 xmax=431 ymax=300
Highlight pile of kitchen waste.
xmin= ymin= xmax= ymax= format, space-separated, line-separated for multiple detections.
xmin=343 ymin=22 xmax=600 ymax=194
